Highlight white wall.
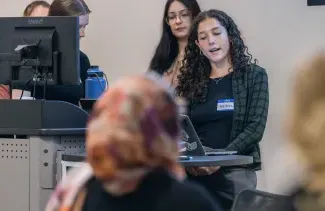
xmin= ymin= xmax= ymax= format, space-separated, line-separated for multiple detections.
xmin=3 ymin=0 xmax=325 ymax=193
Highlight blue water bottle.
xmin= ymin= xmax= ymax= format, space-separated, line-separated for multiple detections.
xmin=85 ymin=66 xmax=107 ymax=99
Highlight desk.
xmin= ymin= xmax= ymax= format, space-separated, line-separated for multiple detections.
xmin=0 ymin=100 xmax=89 ymax=211
xmin=58 ymin=153 xmax=253 ymax=179
xmin=0 ymin=129 xmax=86 ymax=211
xmin=181 ymin=155 xmax=253 ymax=167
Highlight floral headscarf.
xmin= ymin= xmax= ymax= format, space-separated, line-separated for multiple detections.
xmin=45 ymin=73 xmax=185 ymax=211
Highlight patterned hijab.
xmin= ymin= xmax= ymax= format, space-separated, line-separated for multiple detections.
xmin=45 ymin=73 xmax=185 ymax=211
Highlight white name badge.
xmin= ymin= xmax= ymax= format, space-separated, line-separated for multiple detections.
xmin=217 ymin=99 xmax=234 ymax=111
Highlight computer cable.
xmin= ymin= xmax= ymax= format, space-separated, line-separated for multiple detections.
xmin=92 ymin=72 xmax=108 ymax=91
xmin=19 ymin=72 xmax=37 ymax=100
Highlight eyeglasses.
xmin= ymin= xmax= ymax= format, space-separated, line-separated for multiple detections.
xmin=166 ymin=10 xmax=191 ymax=24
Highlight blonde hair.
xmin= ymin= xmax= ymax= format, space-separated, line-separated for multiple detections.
xmin=288 ymin=52 xmax=325 ymax=191
xmin=23 ymin=1 xmax=50 ymax=16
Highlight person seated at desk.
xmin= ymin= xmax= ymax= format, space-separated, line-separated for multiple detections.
xmin=34 ymin=0 xmax=91 ymax=105
xmin=45 ymin=73 xmax=219 ymax=211
xmin=7 ymin=1 xmax=50 ymax=99
xmin=48 ymin=0 xmax=91 ymax=90
xmin=14 ymin=0 xmax=91 ymax=105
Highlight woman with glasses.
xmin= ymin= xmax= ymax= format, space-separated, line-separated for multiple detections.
xmin=149 ymin=0 xmax=201 ymax=87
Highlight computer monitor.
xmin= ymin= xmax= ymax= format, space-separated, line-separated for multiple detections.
xmin=0 ymin=16 xmax=80 ymax=87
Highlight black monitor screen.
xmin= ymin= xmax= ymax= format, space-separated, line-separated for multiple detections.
xmin=308 ymin=0 xmax=325 ymax=5
xmin=0 ymin=17 xmax=80 ymax=86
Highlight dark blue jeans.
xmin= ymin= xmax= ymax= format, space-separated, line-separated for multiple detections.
xmin=188 ymin=167 xmax=257 ymax=210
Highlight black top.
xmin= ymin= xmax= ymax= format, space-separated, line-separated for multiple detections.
xmin=82 ymin=169 xmax=219 ymax=211
xmin=190 ymin=73 xmax=233 ymax=149
xmin=32 ymin=50 xmax=90 ymax=105
xmin=188 ymin=65 xmax=268 ymax=170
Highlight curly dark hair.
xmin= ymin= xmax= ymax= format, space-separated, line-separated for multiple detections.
xmin=176 ymin=9 xmax=254 ymax=104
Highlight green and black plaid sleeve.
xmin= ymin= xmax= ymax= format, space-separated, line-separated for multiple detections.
xmin=225 ymin=66 xmax=269 ymax=153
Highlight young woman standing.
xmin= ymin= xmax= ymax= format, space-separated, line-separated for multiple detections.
xmin=176 ymin=9 xmax=269 ymax=210
xmin=149 ymin=0 xmax=201 ymax=87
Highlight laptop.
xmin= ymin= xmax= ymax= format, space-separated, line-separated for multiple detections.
xmin=180 ymin=114 xmax=237 ymax=156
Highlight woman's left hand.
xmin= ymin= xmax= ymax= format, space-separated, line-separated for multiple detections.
xmin=186 ymin=166 xmax=221 ymax=176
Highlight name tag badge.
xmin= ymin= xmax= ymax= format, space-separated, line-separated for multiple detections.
xmin=217 ymin=99 xmax=234 ymax=111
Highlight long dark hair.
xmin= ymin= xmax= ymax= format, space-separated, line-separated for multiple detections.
xmin=176 ymin=9 xmax=254 ymax=103
xmin=149 ymin=0 xmax=201 ymax=74
xmin=23 ymin=1 xmax=50 ymax=16
xmin=49 ymin=0 xmax=91 ymax=16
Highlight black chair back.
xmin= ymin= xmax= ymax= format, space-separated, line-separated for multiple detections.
xmin=231 ymin=189 xmax=294 ymax=211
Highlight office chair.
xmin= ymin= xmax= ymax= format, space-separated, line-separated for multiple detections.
xmin=231 ymin=189 xmax=294 ymax=211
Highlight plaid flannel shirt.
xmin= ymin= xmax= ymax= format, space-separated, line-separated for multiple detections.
xmin=224 ymin=64 xmax=269 ymax=170
xmin=188 ymin=64 xmax=269 ymax=170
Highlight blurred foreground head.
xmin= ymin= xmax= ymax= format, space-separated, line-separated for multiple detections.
xmin=288 ymin=52 xmax=325 ymax=192
xmin=86 ymin=73 xmax=185 ymax=195
xmin=45 ymin=73 xmax=186 ymax=211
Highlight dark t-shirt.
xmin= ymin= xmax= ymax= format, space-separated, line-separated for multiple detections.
xmin=190 ymin=73 xmax=234 ymax=149
xmin=32 ymin=50 xmax=90 ymax=105
xmin=82 ymin=170 xmax=220 ymax=211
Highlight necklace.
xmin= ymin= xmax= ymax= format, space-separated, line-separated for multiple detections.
xmin=168 ymin=55 xmax=184 ymax=87
xmin=170 ymin=61 xmax=181 ymax=87
xmin=211 ymin=75 xmax=226 ymax=84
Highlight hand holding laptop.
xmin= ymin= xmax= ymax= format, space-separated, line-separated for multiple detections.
xmin=187 ymin=166 xmax=221 ymax=176
xmin=180 ymin=114 xmax=237 ymax=156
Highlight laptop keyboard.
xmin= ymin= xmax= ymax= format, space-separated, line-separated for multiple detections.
xmin=203 ymin=146 xmax=220 ymax=152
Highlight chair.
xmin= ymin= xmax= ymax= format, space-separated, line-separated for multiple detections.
xmin=231 ymin=189 xmax=294 ymax=211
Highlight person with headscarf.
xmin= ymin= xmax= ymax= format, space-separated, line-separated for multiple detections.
xmin=45 ymin=73 xmax=219 ymax=211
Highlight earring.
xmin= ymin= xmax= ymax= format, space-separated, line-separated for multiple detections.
xmin=200 ymin=50 xmax=203 ymax=55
